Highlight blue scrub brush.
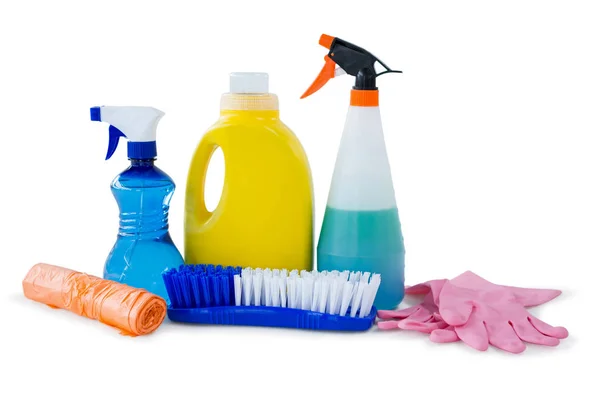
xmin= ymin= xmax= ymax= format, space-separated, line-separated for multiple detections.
xmin=163 ymin=265 xmax=380 ymax=331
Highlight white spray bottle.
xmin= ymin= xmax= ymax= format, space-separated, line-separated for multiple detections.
xmin=301 ymin=34 xmax=405 ymax=310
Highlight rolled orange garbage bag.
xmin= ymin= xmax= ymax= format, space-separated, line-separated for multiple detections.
xmin=23 ymin=263 xmax=166 ymax=336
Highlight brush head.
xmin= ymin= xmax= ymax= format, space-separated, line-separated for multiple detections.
xmin=163 ymin=266 xmax=381 ymax=319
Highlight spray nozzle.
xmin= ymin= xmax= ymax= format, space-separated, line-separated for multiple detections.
xmin=90 ymin=106 xmax=164 ymax=160
xmin=301 ymin=34 xmax=401 ymax=99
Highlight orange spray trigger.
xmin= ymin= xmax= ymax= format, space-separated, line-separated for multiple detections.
xmin=302 ymin=34 xmax=402 ymax=100
xmin=300 ymin=56 xmax=337 ymax=99
xmin=319 ymin=34 xmax=335 ymax=49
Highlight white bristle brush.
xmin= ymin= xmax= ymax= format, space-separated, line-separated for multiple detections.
xmin=233 ymin=267 xmax=380 ymax=317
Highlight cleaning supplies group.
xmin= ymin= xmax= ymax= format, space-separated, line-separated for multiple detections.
xmin=22 ymin=34 xmax=568 ymax=352
xmin=87 ymin=36 xmax=405 ymax=319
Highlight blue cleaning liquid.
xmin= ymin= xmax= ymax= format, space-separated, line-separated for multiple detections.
xmin=104 ymin=159 xmax=184 ymax=300
xmin=317 ymin=207 xmax=405 ymax=310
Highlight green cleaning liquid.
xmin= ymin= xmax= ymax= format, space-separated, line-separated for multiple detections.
xmin=317 ymin=207 xmax=405 ymax=310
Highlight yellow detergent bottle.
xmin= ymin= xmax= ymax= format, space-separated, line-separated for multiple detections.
xmin=185 ymin=72 xmax=313 ymax=271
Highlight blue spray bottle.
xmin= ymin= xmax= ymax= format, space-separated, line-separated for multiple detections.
xmin=302 ymin=34 xmax=405 ymax=310
xmin=90 ymin=106 xmax=184 ymax=300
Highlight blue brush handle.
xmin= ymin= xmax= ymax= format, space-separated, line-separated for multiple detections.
xmin=167 ymin=306 xmax=377 ymax=331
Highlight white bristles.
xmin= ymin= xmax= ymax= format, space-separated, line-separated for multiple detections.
xmin=295 ymin=278 xmax=302 ymax=308
xmin=318 ymin=276 xmax=330 ymax=313
xmin=287 ymin=276 xmax=296 ymax=309
xmin=234 ymin=275 xmax=242 ymax=306
xmin=252 ymin=270 xmax=262 ymax=306
xmin=327 ymin=277 xmax=340 ymax=314
xmin=311 ymin=279 xmax=321 ymax=312
xmin=301 ymin=275 xmax=313 ymax=310
xmin=261 ymin=269 xmax=270 ymax=305
xmin=242 ymin=269 xmax=252 ymax=306
xmin=350 ymin=280 xmax=365 ymax=318
xmin=264 ymin=273 xmax=272 ymax=306
xmin=271 ymin=276 xmax=280 ymax=307
xmin=340 ymin=270 xmax=349 ymax=282
xmin=339 ymin=281 xmax=354 ymax=316
xmin=231 ymin=267 xmax=380 ymax=318
xmin=359 ymin=274 xmax=381 ymax=318
xmin=278 ymin=276 xmax=287 ymax=307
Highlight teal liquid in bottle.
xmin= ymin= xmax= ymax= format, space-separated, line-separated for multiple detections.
xmin=317 ymin=207 xmax=405 ymax=310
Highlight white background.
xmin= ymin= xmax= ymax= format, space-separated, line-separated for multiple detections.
xmin=1 ymin=0 xmax=598 ymax=399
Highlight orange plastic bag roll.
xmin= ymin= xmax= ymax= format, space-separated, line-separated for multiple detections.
xmin=23 ymin=263 xmax=166 ymax=336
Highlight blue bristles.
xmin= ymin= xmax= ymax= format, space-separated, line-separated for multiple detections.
xmin=163 ymin=264 xmax=242 ymax=308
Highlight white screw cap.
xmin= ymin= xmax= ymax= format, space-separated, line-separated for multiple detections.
xmin=229 ymin=72 xmax=269 ymax=94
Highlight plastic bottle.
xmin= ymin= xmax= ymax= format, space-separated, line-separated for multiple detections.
xmin=90 ymin=106 xmax=184 ymax=300
xmin=185 ymin=72 xmax=313 ymax=272
xmin=301 ymin=35 xmax=405 ymax=310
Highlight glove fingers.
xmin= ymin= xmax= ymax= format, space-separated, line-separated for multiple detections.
xmin=398 ymin=318 xmax=447 ymax=333
xmin=377 ymin=305 xmax=421 ymax=320
xmin=405 ymin=283 xmax=432 ymax=295
xmin=455 ymin=317 xmax=489 ymax=351
xmin=452 ymin=272 xmax=562 ymax=307
xmin=506 ymin=286 xmax=562 ymax=307
xmin=485 ymin=322 xmax=526 ymax=354
xmin=511 ymin=319 xmax=560 ymax=346
xmin=422 ymin=279 xmax=447 ymax=301
xmin=408 ymin=307 xmax=435 ymax=322
xmin=439 ymin=283 xmax=474 ymax=325
xmin=405 ymin=279 xmax=448 ymax=296
xmin=439 ymin=301 xmax=473 ymax=326
xmin=528 ymin=315 xmax=569 ymax=339
xmin=430 ymin=327 xmax=459 ymax=343
xmin=377 ymin=320 xmax=401 ymax=330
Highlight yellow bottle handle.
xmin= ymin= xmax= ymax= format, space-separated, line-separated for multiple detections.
xmin=186 ymin=131 xmax=222 ymax=227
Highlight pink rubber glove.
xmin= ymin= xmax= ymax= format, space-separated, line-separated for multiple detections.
xmin=377 ymin=271 xmax=567 ymax=353
xmin=377 ymin=279 xmax=449 ymax=332
xmin=437 ymin=277 xmax=568 ymax=353
xmin=378 ymin=272 xmax=560 ymax=332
